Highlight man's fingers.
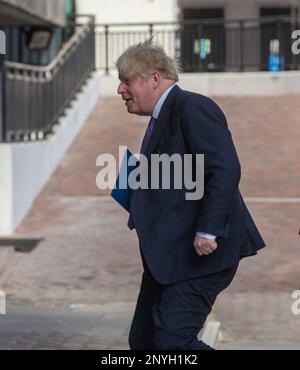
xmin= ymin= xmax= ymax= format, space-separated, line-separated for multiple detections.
xmin=194 ymin=239 xmax=218 ymax=256
xmin=207 ymin=243 xmax=218 ymax=252
xmin=195 ymin=245 xmax=210 ymax=256
xmin=194 ymin=245 xmax=204 ymax=256
xmin=202 ymin=245 xmax=212 ymax=254
xmin=199 ymin=242 xmax=216 ymax=251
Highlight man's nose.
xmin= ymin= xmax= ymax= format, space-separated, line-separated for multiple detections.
xmin=118 ymin=82 xmax=126 ymax=95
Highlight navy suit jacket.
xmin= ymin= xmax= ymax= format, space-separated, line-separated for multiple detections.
xmin=128 ymin=85 xmax=265 ymax=285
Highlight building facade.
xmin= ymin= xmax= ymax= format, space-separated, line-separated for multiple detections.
xmin=178 ymin=0 xmax=300 ymax=71
xmin=178 ymin=0 xmax=299 ymax=21
xmin=0 ymin=0 xmax=67 ymax=26
xmin=76 ymin=0 xmax=300 ymax=72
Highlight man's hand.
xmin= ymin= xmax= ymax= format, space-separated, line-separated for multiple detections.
xmin=194 ymin=236 xmax=218 ymax=256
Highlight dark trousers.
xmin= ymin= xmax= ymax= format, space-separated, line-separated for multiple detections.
xmin=129 ymin=252 xmax=238 ymax=350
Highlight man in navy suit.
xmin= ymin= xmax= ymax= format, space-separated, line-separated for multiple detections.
xmin=116 ymin=40 xmax=265 ymax=350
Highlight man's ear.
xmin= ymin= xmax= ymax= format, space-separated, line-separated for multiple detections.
xmin=152 ymin=72 xmax=160 ymax=88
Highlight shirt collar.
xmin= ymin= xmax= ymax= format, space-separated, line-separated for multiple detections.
xmin=152 ymin=83 xmax=176 ymax=119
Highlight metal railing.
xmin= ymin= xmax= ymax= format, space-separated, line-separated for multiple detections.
xmin=94 ymin=15 xmax=300 ymax=74
xmin=2 ymin=16 xmax=95 ymax=142
xmin=1 ymin=15 xmax=299 ymax=142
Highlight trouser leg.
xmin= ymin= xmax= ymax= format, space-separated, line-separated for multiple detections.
xmin=152 ymin=264 xmax=239 ymax=350
xmin=128 ymin=253 xmax=162 ymax=350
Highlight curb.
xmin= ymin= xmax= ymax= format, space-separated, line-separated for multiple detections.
xmin=200 ymin=321 xmax=221 ymax=349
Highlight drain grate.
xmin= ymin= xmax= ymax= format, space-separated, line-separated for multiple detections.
xmin=0 ymin=237 xmax=44 ymax=252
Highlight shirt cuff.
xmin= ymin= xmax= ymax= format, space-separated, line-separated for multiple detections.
xmin=196 ymin=232 xmax=217 ymax=240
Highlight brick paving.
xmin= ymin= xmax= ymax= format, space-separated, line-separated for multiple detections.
xmin=0 ymin=92 xmax=300 ymax=349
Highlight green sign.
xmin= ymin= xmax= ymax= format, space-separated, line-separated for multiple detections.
xmin=65 ymin=0 xmax=74 ymax=16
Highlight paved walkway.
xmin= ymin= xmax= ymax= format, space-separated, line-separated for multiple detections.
xmin=0 ymin=92 xmax=300 ymax=349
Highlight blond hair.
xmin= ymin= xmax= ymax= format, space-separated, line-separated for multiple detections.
xmin=116 ymin=39 xmax=179 ymax=81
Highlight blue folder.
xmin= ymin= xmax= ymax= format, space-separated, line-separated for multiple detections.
xmin=111 ymin=149 xmax=138 ymax=212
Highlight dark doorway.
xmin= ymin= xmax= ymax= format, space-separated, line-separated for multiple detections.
xmin=181 ymin=8 xmax=225 ymax=72
xmin=260 ymin=7 xmax=291 ymax=17
xmin=260 ymin=7 xmax=292 ymax=70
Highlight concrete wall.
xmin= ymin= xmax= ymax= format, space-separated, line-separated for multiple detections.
xmin=0 ymin=72 xmax=101 ymax=235
xmin=0 ymin=68 xmax=3 ymax=141
xmin=99 ymin=70 xmax=300 ymax=97
xmin=0 ymin=146 xmax=12 ymax=234
xmin=179 ymin=70 xmax=300 ymax=95
xmin=76 ymin=0 xmax=178 ymax=24
xmin=0 ymin=0 xmax=66 ymax=26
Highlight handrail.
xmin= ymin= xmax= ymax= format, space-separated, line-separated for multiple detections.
xmin=2 ymin=16 xmax=96 ymax=142
xmin=93 ymin=14 xmax=300 ymax=74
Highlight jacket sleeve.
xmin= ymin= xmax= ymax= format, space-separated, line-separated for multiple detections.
xmin=181 ymin=95 xmax=241 ymax=237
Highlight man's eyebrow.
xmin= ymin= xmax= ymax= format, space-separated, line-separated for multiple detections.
xmin=119 ymin=75 xmax=134 ymax=81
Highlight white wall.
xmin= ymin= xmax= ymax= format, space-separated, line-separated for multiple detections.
xmin=180 ymin=71 xmax=300 ymax=95
xmin=98 ymin=70 xmax=300 ymax=97
xmin=77 ymin=0 xmax=300 ymax=24
xmin=0 ymin=145 xmax=12 ymax=233
xmin=76 ymin=0 xmax=178 ymax=24
xmin=0 ymin=72 xmax=101 ymax=235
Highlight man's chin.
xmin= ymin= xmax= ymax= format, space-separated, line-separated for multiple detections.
xmin=126 ymin=105 xmax=146 ymax=116
xmin=127 ymin=106 xmax=139 ymax=115
xmin=127 ymin=106 xmax=135 ymax=114
xmin=125 ymin=102 xmax=134 ymax=112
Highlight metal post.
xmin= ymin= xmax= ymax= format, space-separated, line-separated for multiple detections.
xmin=105 ymin=25 xmax=109 ymax=75
xmin=149 ymin=23 xmax=153 ymax=38
xmin=197 ymin=22 xmax=203 ymax=72
xmin=277 ymin=19 xmax=282 ymax=70
xmin=0 ymin=53 xmax=5 ymax=142
xmin=291 ymin=5 xmax=298 ymax=70
xmin=91 ymin=17 xmax=96 ymax=72
xmin=240 ymin=20 xmax=244 ymax=72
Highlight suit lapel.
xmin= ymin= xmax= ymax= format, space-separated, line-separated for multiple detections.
xmin=145 ymin=85 xmax=181 ymax=158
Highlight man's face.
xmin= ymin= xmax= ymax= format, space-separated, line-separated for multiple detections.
xmin=118 ymin=74 xmax=155 ymax=116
